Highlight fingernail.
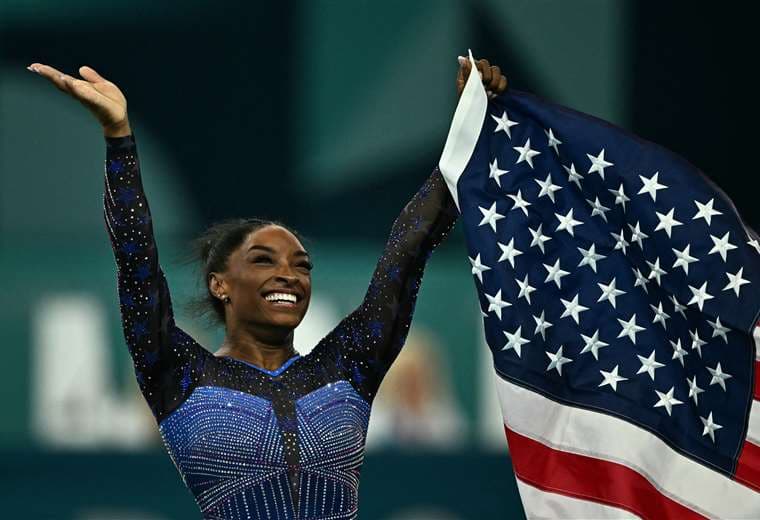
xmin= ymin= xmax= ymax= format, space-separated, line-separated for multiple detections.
xmin=59 ymin=74 xmax=65 ymax=81
xmin=27 ymin=65 xmax=37 ymax=73
xmin=457 ymin=56 xmax=467 ymax=65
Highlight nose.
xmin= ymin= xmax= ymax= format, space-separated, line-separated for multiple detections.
xmin=273 ymin=263 xmax=298 ymax=283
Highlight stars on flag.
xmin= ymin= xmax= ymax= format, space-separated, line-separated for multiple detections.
xmin=469 ymin=98 xmax=757 ymax=466
xmin=587 ymin=149 xmax=613 ymax=179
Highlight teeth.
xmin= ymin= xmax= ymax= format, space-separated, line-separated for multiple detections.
xmin=264 ymin=292 xmax=297 ymax=303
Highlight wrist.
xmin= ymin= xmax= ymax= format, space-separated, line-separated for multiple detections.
xmin=103 ymin=119 xmax=132 ymax=138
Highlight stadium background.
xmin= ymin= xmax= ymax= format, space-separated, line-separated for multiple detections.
xmin=0 ymin=1 xmax=755 ymax=518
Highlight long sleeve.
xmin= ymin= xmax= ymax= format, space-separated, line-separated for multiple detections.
xmin=103 ymin=134 xmax=210 ymax=423
xmin=313 ymin=167 xmax=459 ymax=401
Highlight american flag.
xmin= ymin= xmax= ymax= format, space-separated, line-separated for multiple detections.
xmin=439 ymin=53 xmax=760 ymax=518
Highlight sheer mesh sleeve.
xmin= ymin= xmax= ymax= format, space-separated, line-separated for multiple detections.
xmin=312 ymin=167 xmax=459 ymax=401
xmin=103 ymin=134 xmax=211 ymax=422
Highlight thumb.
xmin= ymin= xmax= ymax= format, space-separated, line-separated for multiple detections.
xmin=79 ymin=65 xmax=107 ymax=83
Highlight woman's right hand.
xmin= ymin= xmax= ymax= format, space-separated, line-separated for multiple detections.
xmin=27 ymin=63 xmax=131 ymax=137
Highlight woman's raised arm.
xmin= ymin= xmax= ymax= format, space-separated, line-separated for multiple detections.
xmin=29 ymin=63 xmax=211 ymax=422
xmin=311 ymin=57 xmax=508 ymax=402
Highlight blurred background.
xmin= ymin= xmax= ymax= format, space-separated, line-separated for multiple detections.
xmin=1 ymin=1 xmax=756 ymax=518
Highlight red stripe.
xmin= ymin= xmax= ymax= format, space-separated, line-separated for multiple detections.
xmin=754 ymin=361 xmax=760 ymax=401
xmin=505 ymin=425 xmax=704 ymax=520
xmin=736 ymin=440 xmax=760 ymax=492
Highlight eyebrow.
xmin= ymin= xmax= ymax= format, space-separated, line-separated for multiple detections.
xmin=248 ymin=244 xmax=310 ymax=258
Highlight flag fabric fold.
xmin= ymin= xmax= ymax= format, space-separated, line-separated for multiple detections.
xmin=440 ymin=52 xmax=760 ymax=519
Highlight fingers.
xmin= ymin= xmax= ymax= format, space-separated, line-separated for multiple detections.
xmin=489 ymin=65 xmax=502 ymax=92
xmin=79 ymin=65 xmax=108 ymax=84
xmin=477 ymin=58 xmax=493 ymax=86
xmin=27 ymin=63 xmax=70 ymax=93
xmin=496 ymin=74 xmax=508 ymax=94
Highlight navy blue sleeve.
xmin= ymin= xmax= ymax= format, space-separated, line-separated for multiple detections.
xmin=311 ymin=167 xmax=459 ymax=401
xmin=104 ymin=134 xmax=211 ymax=421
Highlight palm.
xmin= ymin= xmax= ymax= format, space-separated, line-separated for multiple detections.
xmin=29 ymin=63 xmax=127 ymax=129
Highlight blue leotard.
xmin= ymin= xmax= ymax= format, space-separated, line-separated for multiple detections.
xmin=103 ymin=134 xmax=458 ymax=519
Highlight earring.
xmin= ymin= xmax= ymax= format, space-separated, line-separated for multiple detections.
xmin=222 ymin=295 xmax=231 ymax=304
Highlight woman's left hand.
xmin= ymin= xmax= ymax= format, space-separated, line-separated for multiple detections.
xmin=456 ymin=56 xmax=507 ymax=99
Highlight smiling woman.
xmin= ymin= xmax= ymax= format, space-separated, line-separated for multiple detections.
xmin=27 ymin=56 xmax=506 ymax=519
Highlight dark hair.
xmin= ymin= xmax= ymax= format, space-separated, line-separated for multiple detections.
xmin=181 ymin=217 xmax=309 ymax=328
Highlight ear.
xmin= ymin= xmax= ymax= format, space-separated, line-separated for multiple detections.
xmin=208 ymin=272 xmax=225 ymax=298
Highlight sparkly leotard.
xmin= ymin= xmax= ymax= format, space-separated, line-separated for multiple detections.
xmin=103 ymin=134 xmax=458 ymax=519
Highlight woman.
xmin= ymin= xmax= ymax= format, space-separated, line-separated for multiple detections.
xmin=27 ymin=57 xmax=506 ymax=519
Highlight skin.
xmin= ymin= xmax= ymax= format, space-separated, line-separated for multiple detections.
xmin=28 ymin=55 xmax=507 ymax=371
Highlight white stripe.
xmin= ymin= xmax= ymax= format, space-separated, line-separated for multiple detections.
xmin=437 ymin=49 xmax=488 ymax=211
xmin=753 ymin=324 xmax=760 ymax=360
xmin=515 ymin=478 xmax=639 ymax=520
xmin=495 ymin=374 xmax=760 ymax=519
xmin=748 ymin=400 xmax=760 ymax=446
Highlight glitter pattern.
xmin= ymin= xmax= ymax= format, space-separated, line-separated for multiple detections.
xmin=103 ymin=134 xmax=458 ymax=519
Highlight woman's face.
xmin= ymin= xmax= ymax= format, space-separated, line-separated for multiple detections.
xmin=213 ymin=225 xmax=312 ymax=331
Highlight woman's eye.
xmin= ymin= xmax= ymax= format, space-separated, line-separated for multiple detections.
xmin=252 ymin=256 xmax=272 ymax=263
xmin=299 ymin=262 xmax=313 ymax=271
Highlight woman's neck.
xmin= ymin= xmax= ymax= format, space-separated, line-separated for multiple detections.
xmin=214 ymin=323 xmax=297 ymax=371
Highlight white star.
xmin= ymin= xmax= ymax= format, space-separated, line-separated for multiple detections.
xmin=636 ymin=350 xmax=664 ymax=381
xmin=632 ymin=267 xmax=650 ymax=294
xmin=560 ymin=293 xmax=589 ymax=325
xmin=669 ymin=338 xmax=688 ymax=366
xmin=707 ymin=362 xmax=732 ymax=391
xmin=707 ymin=316 xmax=729 ymax=344
xmin=507 ymin=189 xmax=532 ymax=216
xmin=687 ymin=376 xmax=704 ymax=405
xmin=586 ymin=197 xmax=611 ymax=222
xmin=671 ymin=295 xmax=687 ymax=318
xmin=577 ymin=243 xmax=606 ymax=273
xmin=563 ymin=163 xmax=584 ymax=189
xmin=654 ymin=208 xmax=683 ymax=238
xmin=529 ymin=224 xmax=552 ymax=254
xmin=653 ymin=387 xmax=683 ymax=416
xmin=485 ymin=289 xmax=511 ymax=320
xmin=608 ymin=183 xmax=630 ymax=211
xmin=489 ymin=158 xmax=509 ymax=187
xmin=687 ymin=281 xmax=713 ymax=311
xmin=723 ymin=267 xmax=750 ymax=297
xmin=533 ymin=311 xmax=553 ymax=341
xmin=617 ymin=314 xmax=646 ymax=344
xmin=638 ymin=172 xmax=668 ymax=202
xmin=597 ymin=278 xmax=626 ymax=309
xmin=497 ymin=238 xmax=523 ymax=268
xmin=700 ymin=412 xmax=723 ymax=443
xmin=651 ymin=302 xmax=671 ymax=329
xmin=587 ymin=149 xmax=613 ymax=179
xmin=689 ymin=328 xmax=707 ymax=357
xmin=545 ymin=128 xmax=562 ymax=154
xmin=646 ymin=257 xmax=667 ymax=285
xmin=545 ymin=345 xmax=573 ymax=376
xmin=555 ymin=208 xmax=583 ymax=237
xmin=516 ymin=274 xmax=536 ymax=305
xmin=514 ymin=138 xmax=541 ymax=169
xmin=611 ymin=228 xmax=629 ymax=254
xmin=580 ymin=330 xmax=609 ymax=360
xmin=535 ymin=172 xmax=562 ymax=203
xmin=543 ymin=259 xmax=570 ymax=289
xmin=672 ymin=244 xmax=698 ymax=275
xmin=708 ymin=232 xmax=737 ymax=262
xmin=491 ymin=110 xmax=519 ymax=138
xmin=502 ymin=325 xmax=530 ymax=357
xmin=468 ymin=253 xmax=491 ymax=283
xmin=599 ymin=365 xmax=627 ymax=392
xmin=748 ymin=237 xmax=760 ymax=254
xmin=628 ymin=221 xmax=649 ymax=249
xmin=692 ymin=198 xmax=722 ymax=226
xmin=478 ymin=202 xmax=504 ymax=233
